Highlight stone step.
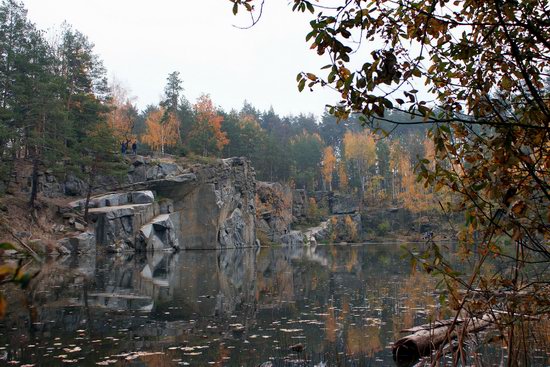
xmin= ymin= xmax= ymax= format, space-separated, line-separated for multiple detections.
xmin=69 ymin=190 xmax=155 ymax=210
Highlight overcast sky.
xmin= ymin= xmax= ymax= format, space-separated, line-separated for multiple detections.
xmin=22 ymin=0 xmax=339 ymax=117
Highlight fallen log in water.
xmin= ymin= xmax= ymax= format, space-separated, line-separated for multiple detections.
xmin=392 ymin=314 xmax=496 ymax=364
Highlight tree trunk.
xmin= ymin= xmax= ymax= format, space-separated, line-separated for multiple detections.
xmin=29 ymin=156 xmax=39 ymax=207
xmin=392 ymin=314 xmax=495 ymax=364
xmin=84 ymin=170 xmax=95 ymax=223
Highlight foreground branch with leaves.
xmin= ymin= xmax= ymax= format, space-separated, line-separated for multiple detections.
xmin=231 ymin=0 xmax=549 ymax=363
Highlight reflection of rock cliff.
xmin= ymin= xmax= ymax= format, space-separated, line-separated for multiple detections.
xmin=71 ymin=157 xmax=257 ymax=251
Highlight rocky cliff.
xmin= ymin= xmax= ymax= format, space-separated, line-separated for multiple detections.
xmin=67 ymin=157 xmax=257 ymax=252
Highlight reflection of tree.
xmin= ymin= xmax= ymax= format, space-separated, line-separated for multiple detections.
xmin=324 ymin=304 xmax=338 ymax=343
xmin=346 ymin=325 xmax=382 ymax=357
xmin=391 ymin=273 xmax=438 ymax=339
xmin=345 ymin=247 xmax=359 ymax=273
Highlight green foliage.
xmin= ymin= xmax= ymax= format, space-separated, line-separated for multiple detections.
xmin=306 ymin=197 xmax=321 ymax=226
xmin=289 ymin=131 xmax=323 ymax=190
xmin=376 ymin=220 xmax=390 ymax=236
xmin=0 ymin=1 xmax=121 ymax=207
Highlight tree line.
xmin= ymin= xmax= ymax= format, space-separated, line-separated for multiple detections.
xmin=0 ymin=0 xmax=438 ymax=216
xmin=122 ymin=75 xmax=436 ymax=211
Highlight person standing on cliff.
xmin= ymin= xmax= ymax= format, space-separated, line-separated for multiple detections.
xmin=132 ymin=140 xmax=137 ymax=155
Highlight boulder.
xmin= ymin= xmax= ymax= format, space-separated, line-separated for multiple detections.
xmin=55 ymin=243 xmax=71 ymax=255
xmin=131 ymin=155 xmax=147 ymax=166
xmin=74 ymin=222 xmax=86 ymax=231
xmin=158 ymin=162 xmax=180 ymax=177
xmin=57 ymin=232 xmax=96 ymax=254
xmin=130 ymin=190 xmax=155 ymax=204
xmin=91 ymin=193 xmax=129 ymax=208
xmin=64 ymin=174 xmax=87 ymax=196
xmin=64 ymin=232 xmax=96 ymax=254
xmin=89 ymin=203 xmax=157 ymax=249
xmin=303 ymin=220 xmax=331 ymax=244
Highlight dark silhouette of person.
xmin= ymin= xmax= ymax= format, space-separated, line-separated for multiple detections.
xmin=132 ymin=140 xmax=137 ymax=155
xmin=121 ymin=141 xmax=127 ymax=155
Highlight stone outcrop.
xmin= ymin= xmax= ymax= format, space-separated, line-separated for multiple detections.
xmin=329 ymin=193 xmax=359 ymax=215
xmin=328 ymin=213 xmax=363 ymax=243
xmin=255 ymin=182 xmax=293 ymax=244
xmin=280 ymin=230 xmax=304 ymax=246
xmin=127 ymin=157 xmax=184 ymax=183
xmin=292 ymin=189 xmax=308 ymax=224
xmin=57 ymin=231 xmax=96 ymax=254
xmin=303 ymin=220 xmax=330 ymax=245
xmin=79 ymin=157 xmax=257 ymax=252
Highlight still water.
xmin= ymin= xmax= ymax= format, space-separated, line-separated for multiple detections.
xmin=0 ymin=244 xmax=457 ymax=366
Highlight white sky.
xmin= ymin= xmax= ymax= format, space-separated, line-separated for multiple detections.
xmin=22 ymin=0 xmax=340 ymax=117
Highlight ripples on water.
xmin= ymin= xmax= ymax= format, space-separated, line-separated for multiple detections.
xmin=0 ymin=243 xmax=546 ymax=366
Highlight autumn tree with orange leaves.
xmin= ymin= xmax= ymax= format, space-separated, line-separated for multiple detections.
xmin=141 ymin=108 xmax=179 ymax=155
xmin=188 ymin=95 xmax=228 ymax=157
xmin=107 ymin=79 xmax=137 ymax=143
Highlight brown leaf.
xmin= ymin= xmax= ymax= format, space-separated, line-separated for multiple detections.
xmin=511 ymin=201 xmax=527 ymax=216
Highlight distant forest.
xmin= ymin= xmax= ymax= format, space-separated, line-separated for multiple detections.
xmin=0 ymin=0 xmax=436 ymax=211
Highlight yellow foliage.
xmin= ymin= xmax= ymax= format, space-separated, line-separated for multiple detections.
xmin=343 ymin=129 xmax=377 ymax=171
xmin=321 ymin=146 xmax=337 ymax=190
xmin=338 ymin=161 xmax=348 ymax=191
xmin=108 ymin=79 xmax=137 ymax=142
xmin=398 ymin=153 xmax=435 ymax=213
xmin=344 ymin=215 xmax=358 ymax=242
xmin=343 ymin=129 xmax=377 ymax=197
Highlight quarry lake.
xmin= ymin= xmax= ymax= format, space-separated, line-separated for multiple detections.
xmin=0 ymin=243 xmax=510 ymax=366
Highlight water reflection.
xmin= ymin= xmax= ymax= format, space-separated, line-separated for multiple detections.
xmin=0 ymin=243 xmax=515 ymax=366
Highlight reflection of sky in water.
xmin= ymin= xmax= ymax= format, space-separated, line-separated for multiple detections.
xmin=0 ymin=244 xmax=546 ymax=366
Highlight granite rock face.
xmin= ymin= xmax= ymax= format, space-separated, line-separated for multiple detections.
xmin=87 ymin=157 xmax=257 ymax=251
xmin=280 ymin=230 xmax=304 ymax=246
xmin=127 ymin=156 xmax=184 ymax=183
xmin=58 ymin=231 xmax=96 ymax=254
xmin=255 ymin=181 xmax=293 ymax=244
xmin=292 ymin=189 xmax=308 ymax=224
xmin=328 ymin=213 xmax=363 ymax=243
xmin=329 ymin=193 xmax=359 ymax=215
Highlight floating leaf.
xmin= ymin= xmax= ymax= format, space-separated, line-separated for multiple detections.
xmin=0 ymin=294 xmax=6 ymax=319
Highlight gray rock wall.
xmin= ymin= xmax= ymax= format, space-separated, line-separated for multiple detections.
xmin=87 ymin=157 xmax=257 ymax=251
xmin=255 ymin=181 xmax=293 ymax=244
